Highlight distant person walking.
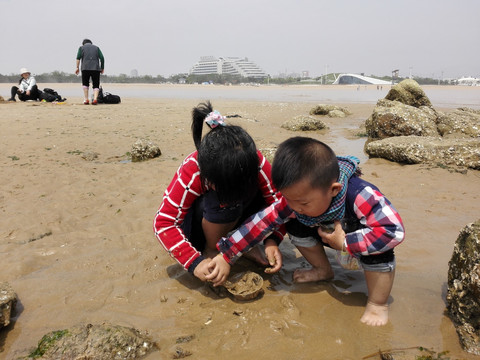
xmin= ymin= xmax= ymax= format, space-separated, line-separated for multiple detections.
xmin=8 ymin=68 xmax=40 ymax=102
xmin=75 ymin=39 xmax=104 ymax=105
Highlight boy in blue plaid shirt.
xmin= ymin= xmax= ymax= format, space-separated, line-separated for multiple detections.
xmin=207 ymin=137 xmax=405 ymax=326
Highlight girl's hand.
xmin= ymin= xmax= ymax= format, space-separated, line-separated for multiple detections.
xmin=205 ymin=254 xmax=231 ymax=287
xmin=318 ymin=220 xmax=346 ymax=250
xmin=264 ymin=239 xmax=282 ymax=273
xmin=193 ymin=259 xmax=213 ymax=282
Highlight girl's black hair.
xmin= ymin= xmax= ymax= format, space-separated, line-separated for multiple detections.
xmin=82 ymin=39 xmax=92 ymax=45
xmin=272 ymin=137 xmax=339 ymax=190
xmin=191 ymin=101 xmax=259 ymax=204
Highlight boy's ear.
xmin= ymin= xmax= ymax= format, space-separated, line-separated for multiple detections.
xmin=330 ymin=182 xmax=343 ymax=197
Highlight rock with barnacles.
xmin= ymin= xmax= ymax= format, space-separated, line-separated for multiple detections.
xmin=309 ymin=104 xmax=351 ymax=117
xmin=0 ymin=282 xmax=17 ymax=329
xmin=281 ymin=115 xmax=327 ymax=131
xmin=365 ymin=136 xmax=480 ymax=170
xmin=446 ymin=220 xmax=480 ymax=355
xmin=131 ymin=139 xmax=161 ymax=162
xmin=384 ymin=78 xmax=433 ymax=108
xmin=23 ymin=323 xmax=158 ymax=359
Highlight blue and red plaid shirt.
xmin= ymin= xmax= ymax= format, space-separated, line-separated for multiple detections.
xmin=217 ymin=176 xmax=405 ymax=265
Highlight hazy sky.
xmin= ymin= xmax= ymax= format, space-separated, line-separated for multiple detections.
xmin=1 ymin=0 xmax=479 ymax=79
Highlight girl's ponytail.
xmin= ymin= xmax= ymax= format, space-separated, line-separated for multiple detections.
xmin=191 ymin=101 xmax=213 ymax=150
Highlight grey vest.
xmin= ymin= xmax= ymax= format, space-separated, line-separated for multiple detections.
xmin=80 ymin=44 xmax=101 ymax=71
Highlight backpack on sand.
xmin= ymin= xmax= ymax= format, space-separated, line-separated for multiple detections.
xmin=39 ymin=88 xmax=66 ymax=102
xmin=97 ymin=87 xmax=121 ymax=104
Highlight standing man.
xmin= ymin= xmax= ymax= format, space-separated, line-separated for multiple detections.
xmin=75 ymin=39 xmax=104 ymax=105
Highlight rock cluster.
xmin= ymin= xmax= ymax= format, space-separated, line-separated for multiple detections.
xmin=0 ymin=282 xmax=17 ymax=329
xmin=447 ymin=220 xmax=480 ymax=355
xmin=131 ymin=139 xmax=162 ymax=162
xmin=365 ymin=79 xmax=480 ymax=170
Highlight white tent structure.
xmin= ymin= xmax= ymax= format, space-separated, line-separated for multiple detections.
xmin=333 ymin=73 xmax=391 ymax=85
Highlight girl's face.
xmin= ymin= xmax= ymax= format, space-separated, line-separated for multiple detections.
xmin=280 ymin=178 xmax=341 ymax=217
xmin=21 ymin=73 xmax=29 ymax=79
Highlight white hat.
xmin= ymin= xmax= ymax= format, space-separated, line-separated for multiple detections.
xmin=20 ymin=68 xmax=30 ymax=75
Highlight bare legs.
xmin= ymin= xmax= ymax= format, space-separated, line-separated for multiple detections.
xmin=82 ymin=86 xmax=89 ymax=103
xmin=293 ymin=244 xmax=334 ymax=282
xmin=293 ymin=243 xmax=395 ymax=326
xmin=82 ymin=87 xmax=100 ymax=103
xmin=361 ymin=269 xmax=395 ymax=326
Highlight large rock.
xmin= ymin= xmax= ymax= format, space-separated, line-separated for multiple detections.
xmin=24 ymin=323 xmax=158 ymax=359
xmin=281 ymin=115 xmax=328 ymax=131
xmin=436 ymin=107 xmax=480 ymax=138
xmin=365 ymin=99 xmax=439 ymax=139
xmin=365 ymin=136 xmax=480 ymax=170
xmin=446 ymin=220 xmax=480 ymax=355
xmin=384 ymin=78 xmax=433 ymax=108
xmin=0 ymin=282 xmax=17 ymax=329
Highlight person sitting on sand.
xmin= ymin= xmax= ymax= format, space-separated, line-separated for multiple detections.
xmin=207 ymin=137 xmax=405 ymax=326
xmin=153 ymin=101 xmax=285 ymax=283
xmin=8 ymin=68 xmax=40 ymax=102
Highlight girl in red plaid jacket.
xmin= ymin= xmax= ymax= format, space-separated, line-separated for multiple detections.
xmin=154 ymin=101 xmax=285 ymax=282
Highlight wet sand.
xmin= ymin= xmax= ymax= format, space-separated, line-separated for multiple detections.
xmin=1 ymin=85 xmax=479 ymax=359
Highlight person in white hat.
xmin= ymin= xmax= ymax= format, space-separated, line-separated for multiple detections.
xmin=8 ymin=68 xmax=40 ymax=102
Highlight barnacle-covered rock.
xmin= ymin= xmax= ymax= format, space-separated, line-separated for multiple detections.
xmin=0 ymin=282 xmax=17 ymax=329
xmin=309 ymin=104 xmax=351 ymax=117
xmin=384 ymin=78 xmax=432 ymax=108
xmin=23 ymin=323 xmax=158 ymax=359
xmin=131 ymin=139 xmax=161 ymax=162
xmin=447 ymin=220 xmax=480 ymax=355
xmin=281 ymin=115 xmax=328 ymax=131
xmin=365 ymin=136 xmax=480 ymax=170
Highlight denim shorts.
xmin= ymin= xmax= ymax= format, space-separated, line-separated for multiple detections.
xmin=289 ymin=234 xmax=396 ymax=273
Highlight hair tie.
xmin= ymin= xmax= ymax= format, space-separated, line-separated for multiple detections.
xmin=205 ymin=110 xmax=226 ymax=129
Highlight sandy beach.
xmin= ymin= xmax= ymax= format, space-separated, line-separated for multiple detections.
xmin=1 ymin=84 xmax=480 ymax=359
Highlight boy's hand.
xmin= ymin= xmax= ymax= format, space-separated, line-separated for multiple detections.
xmin=318 ymin=220 xmax=346 ymax=250
xmin=264 ymin=238 xmax=283 ymax=273
xmin=193 ymin=259 xmax=213 ymax=282
xmin=205 ymin=254 xmax=231 ymax=287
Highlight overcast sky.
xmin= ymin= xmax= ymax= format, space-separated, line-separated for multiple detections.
xmin=1 ymin=0 xmax=478 ymax=79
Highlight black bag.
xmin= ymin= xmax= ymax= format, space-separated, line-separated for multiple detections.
xmin=97 ymin=87 xmax=120 ymax=104
xmin=40 ymin=88 xmax=66 ymax=102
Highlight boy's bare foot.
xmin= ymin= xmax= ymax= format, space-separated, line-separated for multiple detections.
xmin=293 ymin=267 xmax=334 ymax=283
xmin=360 ymin=301 xmax=389 ymax=326
xmin=243 ymin=246 xmax=269 ymax=266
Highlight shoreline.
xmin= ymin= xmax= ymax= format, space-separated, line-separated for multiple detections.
xmin=2 ymin=83 xmax=480 ymax=109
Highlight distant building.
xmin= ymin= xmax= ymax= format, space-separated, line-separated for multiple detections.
xmin=333 ymin=73 xmax=391 ymax=85
xmin=189 ymin=56 xmax=267 ymax=79
xmin=130 ymin=69 xmax=138 ymax=77
xmin=456 ymin=77 xmax=480 ymax=86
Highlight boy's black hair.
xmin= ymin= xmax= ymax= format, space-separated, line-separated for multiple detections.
xmin=191 ymin=101 xmax=259 ymax=204
xmin=82 ymin=39 xmax=92 ymax=45
xmin=272 ymin=137 xmax=339 ymax=190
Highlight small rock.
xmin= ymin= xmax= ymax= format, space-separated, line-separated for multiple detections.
xmin=0 ymin=282 xmax=17 ymax=329
xmin=281 ymin=116 xmax=327 ymax=131
xmin=24 ymin=323 xmax=158 ymax=359
xmin=131 ymin=139 xmax=162 ymax=162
